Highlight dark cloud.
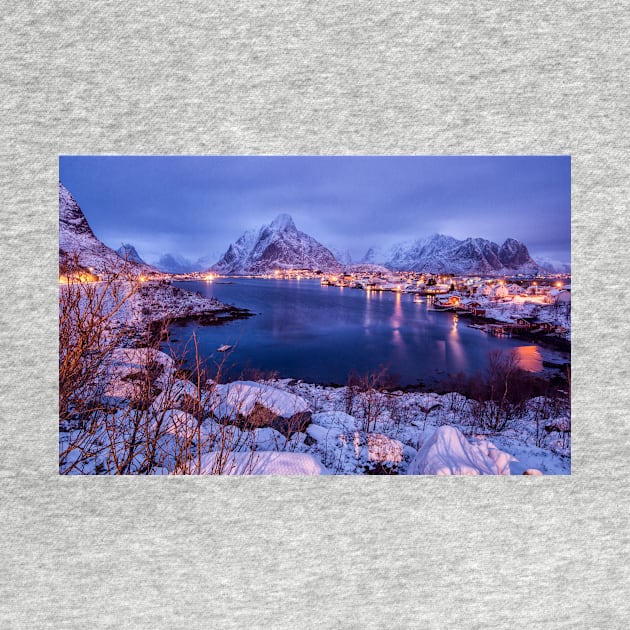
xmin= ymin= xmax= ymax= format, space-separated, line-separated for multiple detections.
xmin=59 ymin=155 xmax=571 ymax=265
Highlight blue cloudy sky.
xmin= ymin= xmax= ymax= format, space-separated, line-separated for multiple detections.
xmin=59 ymin=155 xmax=571 ymax=267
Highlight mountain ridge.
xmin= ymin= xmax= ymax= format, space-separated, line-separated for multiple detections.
xmin=364 ymin=233 xmax=543 ymax=275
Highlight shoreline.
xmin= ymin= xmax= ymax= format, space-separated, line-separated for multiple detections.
xmin=159 ymin=278 xmax=569 ymax=389
xmin=146 ymin=305 xmax=254 ymax=343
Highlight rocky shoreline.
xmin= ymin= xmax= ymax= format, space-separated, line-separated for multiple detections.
xmin=147 ymin=306 xmax=254 ymax=343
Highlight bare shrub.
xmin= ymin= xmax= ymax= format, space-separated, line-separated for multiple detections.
xmin=346 ymin=367 xmax=396 ymax=433
xmin=58 ymin=261 xmax=262 ymax=475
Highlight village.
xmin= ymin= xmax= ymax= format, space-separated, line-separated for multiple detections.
xmin=320 ymin=270 xmax=572 ymax=344
xmin=181 ymin=267 xmax=572 ymax=345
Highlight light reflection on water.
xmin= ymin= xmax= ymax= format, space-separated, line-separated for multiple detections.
xmin=513 ymin=345 xmax=544 ymax=372
xmin=447 ymin=314 xmax=466 ymax=368
xmin=168 ymin=279 xmax=564 ymax=386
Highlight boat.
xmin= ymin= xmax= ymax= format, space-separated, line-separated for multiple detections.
xmin=217 ymin=344 xmax=232 ymax=352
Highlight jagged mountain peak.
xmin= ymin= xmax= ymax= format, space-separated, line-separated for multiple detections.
xmin=269 ymin=213 xmax=296 ymax=232
xmin=59 ymin=182 xmax=156 ymax=277
xmin=213 ymin=215 xmax=341 ymax=274
xmin=59 ymin=182 xmax=96 ymax=239
xmin=116 ymin=243 xmax=145 ymax=265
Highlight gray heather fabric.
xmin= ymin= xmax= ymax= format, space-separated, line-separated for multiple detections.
xmin=1 ymin=2 xmax=628 ymax=628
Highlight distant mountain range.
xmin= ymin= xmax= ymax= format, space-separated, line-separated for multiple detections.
xmin=213 ymin=214 xmax=341 ymax=274
xmin=152 ymin=254 xmax=213 ymax=275
xmin=368 ymin=233 xmax=541 ymax=275
xmin=60 ymin=183 xmax=558 ymax=277
xmin=212 ymin=214 xmax=544 ymax=276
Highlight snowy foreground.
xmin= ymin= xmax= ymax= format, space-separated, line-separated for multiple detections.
xmin=59 ymin=347 xmax=570 ymax=475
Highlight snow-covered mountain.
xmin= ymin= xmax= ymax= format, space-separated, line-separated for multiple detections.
xmin=331 ymin=247 xmax=353 ymax=266
xmin=360 ymin=246 xmax=386 ymax=265
xmin=116 ymin=243 xmax=146 ymax=265
xmin=533 ymin=256 xmax=571 ymax=274
xmin=153 ymin=253 xmax=211 ymax=274
xmin=362 ymin=233 xmax=542 ymax=275
xmin=213 ymin=214 xmax=342 ymax=274
xmin=59 ymin=182 xmax=155 ymax=277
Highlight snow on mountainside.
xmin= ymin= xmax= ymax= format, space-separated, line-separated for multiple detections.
xmin=364 ymin=233 xmax=542 ymax=275
xmin=534 ymin=256 xmax=572 ymax=274
xmin=213 ymin=213 xmax=342 ymax=274
xmin=116 ymin=243 xmax=146 ymax=265
xmin=153 ymin=253 xmax=209 ymax=274
xmin=331 ymin=247 xmax=353 ymax=266
xmin=59 ymin=183 xmax=156 ymax=277
xmin=360 ymin=246 xmax=386 ymax=265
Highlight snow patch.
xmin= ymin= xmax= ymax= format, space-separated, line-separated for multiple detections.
xmin=194 ymin=451 xmax=329 ymax=475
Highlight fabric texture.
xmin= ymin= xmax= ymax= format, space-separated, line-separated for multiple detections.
xmin=1 ymin=2 xmax=628 ymax=627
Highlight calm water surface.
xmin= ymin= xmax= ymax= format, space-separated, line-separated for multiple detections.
xmin=166 ymin=279 xmax=567 ymax=387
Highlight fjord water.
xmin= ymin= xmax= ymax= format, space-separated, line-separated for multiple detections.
xmin=167 ymin=279 xmax=560 ymax=387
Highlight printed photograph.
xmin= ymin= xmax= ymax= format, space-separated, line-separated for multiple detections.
xmin=59 ymin=156 xmax=571 ymax=475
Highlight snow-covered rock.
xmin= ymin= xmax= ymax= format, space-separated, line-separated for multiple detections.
xmin=306 ymin=424 xmax=342 ymax=450
xmin=109 ymin=347 xmax=175 ymax=375
xmin=406 ymin=426 xmax=515 ymax=475
xmin=208 ymin=381 xmax=310 ymax=420
xmin=193 ymin=451 xmax=329 ymax=475
xmin=366 ymin=433 xmax=404 ymax=464
xmin=101 ymin=348 xmax=176 ymax=401
xmin=306 ymin=425 xmax=408 ymax=473
xmin=481 ymin=440 xmax=516 ymax=475
xmin=286 ymin=431 xmax=308 ymax=451
xmin=213 ymin=213 xmax=341 ymax=274
xmin=252 ymin=427 xmax=287 ymax=451
xmin=310 ymin=411 xmax=361 ymax=432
